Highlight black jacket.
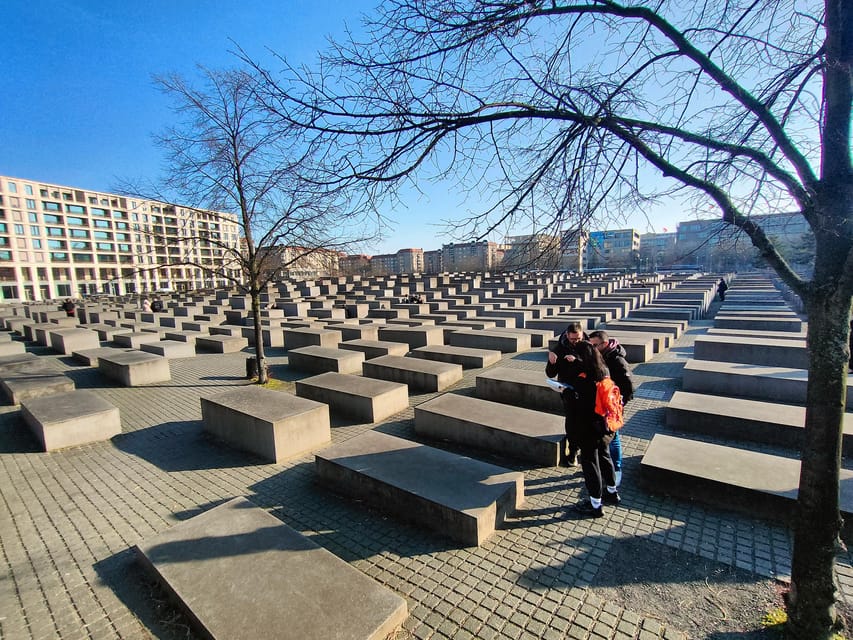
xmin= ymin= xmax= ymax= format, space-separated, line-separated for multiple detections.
xmin=599 ymin=338 xmax=634 ymax=403
xmin=545 ymin=331 xmax=588 ymax=384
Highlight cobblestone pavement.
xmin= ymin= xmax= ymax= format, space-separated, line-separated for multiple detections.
xmin=2 ymin=314 xmax=851 ymax=640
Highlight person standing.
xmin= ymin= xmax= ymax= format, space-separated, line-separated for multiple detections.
xmin=61 ymin=298 xmax=75 ymax=317
xmin=141 ymin=297 xmax=152 ymax=313
xmin=546 ymin=322 xmax=588 ymax=466
xmin=565 ymin=340 xmax=620 ymax=518
xmin=589 ymin=330 xmax=634 ymax=487
xmin=717 ymin=278 xmax=729 ymax=302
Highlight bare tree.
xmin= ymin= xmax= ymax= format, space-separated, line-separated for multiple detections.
xmin=250 ymin=1 xmax=852 ymax=636
xmin=131 ymin=67 xmax=378 ymax=383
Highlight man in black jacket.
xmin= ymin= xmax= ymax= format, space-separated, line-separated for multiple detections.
xmin=589 ymin=330 xmax=634 ymax=487
xmin=545 ymin=322 xmax=588 ymax=466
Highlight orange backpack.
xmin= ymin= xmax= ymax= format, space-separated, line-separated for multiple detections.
xmin=595 ymin=377 xmax=624 ymax=433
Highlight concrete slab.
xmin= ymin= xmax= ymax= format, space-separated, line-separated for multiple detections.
xmin=446 ymin=329 xmax=532 ymax=354
xmin=338 ymin=339 xmax=410 ymax=360
xmin=315 ymin=430 xmax=524 ymax=546
xmin=409 ymin=344 xmax=502 ymax=369
xmin=287 ymin=346 xmax=365 ymax=374
xmin=72 ymin=346 xmax=135 ymax=367
xmin=640 ymin=434 xmax=853 ymax=536
xmin=1 ymin=368 xmax=75 ymax=405
xmin=21 ymin=390 xmax=121 ymax=451
xmin=295 ymin=372 xmax=409 ymax=423
xmin=98 ymin=351 xmax=172 ymax=386
xmin=140 ymin=340 xmax=197 ymax=359
xmin=666 ymin=391 xmax=853 ymax=455
xmin=134 ymin=497 xmax=407 ymax=640
xmin=202 ymin=387 xmax=330 ymax=463
xmin=283 ymin=327 xmax=343 ymax=351
xmin=475 ymin=367 xmax=563 ymax=413
xmin=415 ymin=394 xmax=563 ymax=466
xmin=362 ymin=355 xmax=463 ymax=392
xmin=196 ymin=335 xmax=249 ymax=353
xmin=693 ymin=334 xmax=809 ymax=369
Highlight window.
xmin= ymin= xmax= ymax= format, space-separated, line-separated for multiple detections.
xmin=93 ymin=231 xmax=112 ymax=239
xmin=115 ymin=232 xmax=128 ymax=240
xmin=42 ymin=201 xmax=61 ymax=212
xmin=24 ymin=185 xmax=33 ymax=196
xmin=112 ymin=211 xmax=126 ymax=219
xmin=94 ymin=220 xmax=111 ymax=229
xmin=66 ymin=216 xmax=87 ymax=226
xmin=6 ymin=182 xmax=17 ymax=193
xmin=46 ymin=227 xmax=64 ymax=237
xmin=91 ymin=207 xmax=108 ymax=217
xmin=70 ymin=241 xmax=90 ymax=250
xmin=0 ymin=237 xmax=9 ymax=246
xmin=1 ymin=285 xmax=19 ymax=298
xmin=26 ymin=199 xmax=35 ymax=210
xmin=69 ymin=229 xmax=89 ymax=238
xmin=14 ymin=224 xmax=23 ymax=234
xmin=9 ymin=196 xmax=20 ymax=207
xmin=17 ymin=239 xmax=26 ymax=249
xmin=49 ymin=252 xmax=69 ymax=262
xmin=47 ymin=239 xmax=67 ymax=249
xmin=28 ymin=212 xmax=38 ymax=222
xmin=32 ymin=239 xmax=42 ymax=249
xmin=57 ymin=284 xmax=71 ymax=297
xmin=115 ymin=222 xmax=128 ymax=229
xmin=29 ymin=226 xmax=40 ymax=236
xmin=72 ymin=253 xmax=93 ymax=262
xmin=43 ymin=213 xmax=62 ymax=223
xmin=65 ymin=204 xmax=85 ymax=214
xmin=88 ymin=196 xmax=97 ymax=204
xmin=96 ymin=242 xmax=114 ymax=251
xmin=118 ymin=244 xmax=131 ymax=252
xmin=0 ymin=223 xmax=6 ymax=232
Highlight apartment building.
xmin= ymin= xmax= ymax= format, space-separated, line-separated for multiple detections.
xmin=441 ymin=240 xmax=500 ymax=272
xmin=585 ymin=228 xmax=641 ymax=269
xmin=0 ymin=176 xmax=241 ymax=301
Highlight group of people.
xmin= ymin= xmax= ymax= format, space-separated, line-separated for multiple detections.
xmin=140 ymin=297 xmax=163 ymax=313
xmin=546 ymin=322 xmax=634 ymax=518
xmin=401 ymin=293 xmax=424 ymax=304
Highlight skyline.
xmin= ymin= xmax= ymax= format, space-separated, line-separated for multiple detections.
xmin=3 ymin=1 xmax=692 ymax=254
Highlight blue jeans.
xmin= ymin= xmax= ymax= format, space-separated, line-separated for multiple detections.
xmin=609 ymin=431 xmax=622 ymax=471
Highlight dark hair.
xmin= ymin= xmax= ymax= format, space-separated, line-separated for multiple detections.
xmin=588 ymin=330 xmax=609 ymax=341
xmin=573 ymin=341 xmax=609 ymax=382
xmin=564 ymin=321 xmax=584 ymax=334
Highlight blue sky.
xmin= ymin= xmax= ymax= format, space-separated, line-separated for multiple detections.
xmin=2 ymin=0 xmax=686 ymax=253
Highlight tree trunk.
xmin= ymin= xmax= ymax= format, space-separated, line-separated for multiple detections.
xmin=250 ymin=291 xmax=269 ymax=384
xmin=786 ymin=291 xmax=850 ymax=639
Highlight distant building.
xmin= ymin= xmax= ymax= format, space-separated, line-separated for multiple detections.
xmin=257 ymin=245 xmax=340 ymax=280
xmin=501 ymin=233 xmax=562 ymax=270
xmin=423 ymin=249 xmax=442 ymax=274
xmin=441 ymin=240 xmax=499 ymax=272
xmin=0 ymin=175 xmax=241 ymax=301
xmin=585 ymin=229 xmax=641 ymax=269
xmin=368 ymin=247 xmax=424 ymax=275
xmin=339 ymin=253 xmax=372 ymax=277
xmin=639 ymin=232 xmax=678 ymax=270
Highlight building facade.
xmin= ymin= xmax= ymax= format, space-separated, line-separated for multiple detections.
xmin=0 ymin=176 xmax=241 ymax=301
xmin=441 ymin=240 xmax=499 ymax=272
xmin=585 ymin=228 xmax=641 ymax=269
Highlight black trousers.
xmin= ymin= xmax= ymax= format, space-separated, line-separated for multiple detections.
xmin=578 ymin=431 xmax=616 ymax=500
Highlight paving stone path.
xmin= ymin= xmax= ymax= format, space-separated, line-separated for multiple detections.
xmin=2 ymin=308 xmax=852 ymax=639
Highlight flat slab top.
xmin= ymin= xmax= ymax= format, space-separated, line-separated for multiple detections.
xmin=476 ymin=367 xmax=547 ymax=386
xmin=100 ymin=351 xmax=166 ymax=365
xmin=21 ymin=390 xmax=116 ymax=421
xmin=643 ymin=434 xmax=853 ymax=512
xmin=684 ymin=358 xmax=809 ymax=379
xmin=318 ymin=431 xmax=522 ymax=514
xmin=413 ymin=344 xmax=502 ymax=357
xmin=135 ymin=497 xmax=407 ymax=640
xmin=289 ymin=346 xmax=364 ymax=359
xmin=366 ymin=355 xmax=461 ymax=374
xmin=298 ymin=372 xmax=407 ymax=395
xmin=417 ymin=394 xmax=563 ymax=438
xmin=205 ymin=386 xmax=326 ymax=422
xmin=695 ymin=334 xmax=807 ymax=349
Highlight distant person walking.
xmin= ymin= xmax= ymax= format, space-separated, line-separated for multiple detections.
xmin=545 ymin=322 xmax=588 ymax=467
xmin=589 ymin=330 xmax=634 ymax=487
xmin=61 ymin=298 xmax=75 ymax=317
xmin=717 ymin=278 xmax=728 ymax=302
xmin=141 ymin=297 xmax=152 ymax=313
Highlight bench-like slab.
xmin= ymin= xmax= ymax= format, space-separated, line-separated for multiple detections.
xmin=377 ymin=325 xmax=445 ymax=349
xmin=0 ymin=340 xmax=26 ymax=356
xmin=72 ymin=346 xmax=134 ymax=367
xmin=98 ymin=351 xmax=172 ymax=386
xmin=21 ymin=390 xmax=121 ymax=451
xmin=693 ymin=334 xmax=808 ymax=369
xmin=338 ymin=339 xmax=409 ymax=360
xmin=48 ymin=328 xmax=100 ymax=355
xmin=362 ymin=355 xmax=463 ymax=392
xmin=446 ymin=329 xmax=532 ymax=354
xmin=295 ymin=372 xmax=409 ymax=423
xmin=140 ymin=340 xmax=197 ymax=359
xmin=201 ymin=387 xmax=330 ymax=463
xmin=283 ymin=327 xmax=342 ymax=351
xmin=315 ymin=430 xmax=524 ymax=546
xmin=640 ymin=434 xmax=853 ymax=534
xmin=195 ymin=334 xmax=249 ymax=353
xmin=666 ymin=391 xmax=853 ymax=455
xmin=475 ymin=367 xmax=563 ymax=413
xmin=287 ymin=346 xmax=365 ymax=374
xmin=1 ymin=366 xmax=75 ymax=405
xmin=713 ymin=316 xmax=804 ymax=332
xmin=682 ymin=358 xmax=852 ymax=408
xmin=113 ymin=332 xmax=163 ymax=349
xmin=409 ymin=344 xmax=502 ymax=369
xmin=415 ymin=394 xmax=563 ymax=466
xmin=134 ymin=497 xmax=407 ymax=640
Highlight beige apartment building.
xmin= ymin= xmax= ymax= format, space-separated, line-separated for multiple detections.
xmin=0 ymin=176 xmax=241 ymax=302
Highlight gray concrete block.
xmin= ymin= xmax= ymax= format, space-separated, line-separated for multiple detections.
xmin=202 ymin=387 xmax=330 ymax=463
xmin=195 ymin=335 xmax=249 ymax=353
xmin=48 ymin=328 xmax=100 ymax=355
xmin=415 ymin=394 xmax=563 ymax=466
xmin=475 ymin=367 xmax=564 ymax=413
xmin=140 ymin=340 xmax=197 ymax=359
xmin=446 ymin=329 xmax=532 ymax=354
xmin=315 ymin=430 xmax=524 ymax=546
xmin=98 ymin=351 xmax=172 ymax=386
xmin=362 ymin=355 xmax=463 ymax=392
xmin=283 ymin=327 xmax=343 ymax=351
xmin=288 ymin=346 xmax=365 ymax=374
xmin=693 ymin=334 xmax=809 ymax=369
xmin=135 ymin=497 xmax=407 ymax=640
xmin=409 ymin=344 xmax=502 ymax=369
xmin=295 ymin=372 xmax=409 ymax=423
xmin=21 ymin=390 xmax=121 ymax=451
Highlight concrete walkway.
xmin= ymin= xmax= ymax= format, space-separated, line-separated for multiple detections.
xmin=1 ymin=309 xmax=851 ymax=640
